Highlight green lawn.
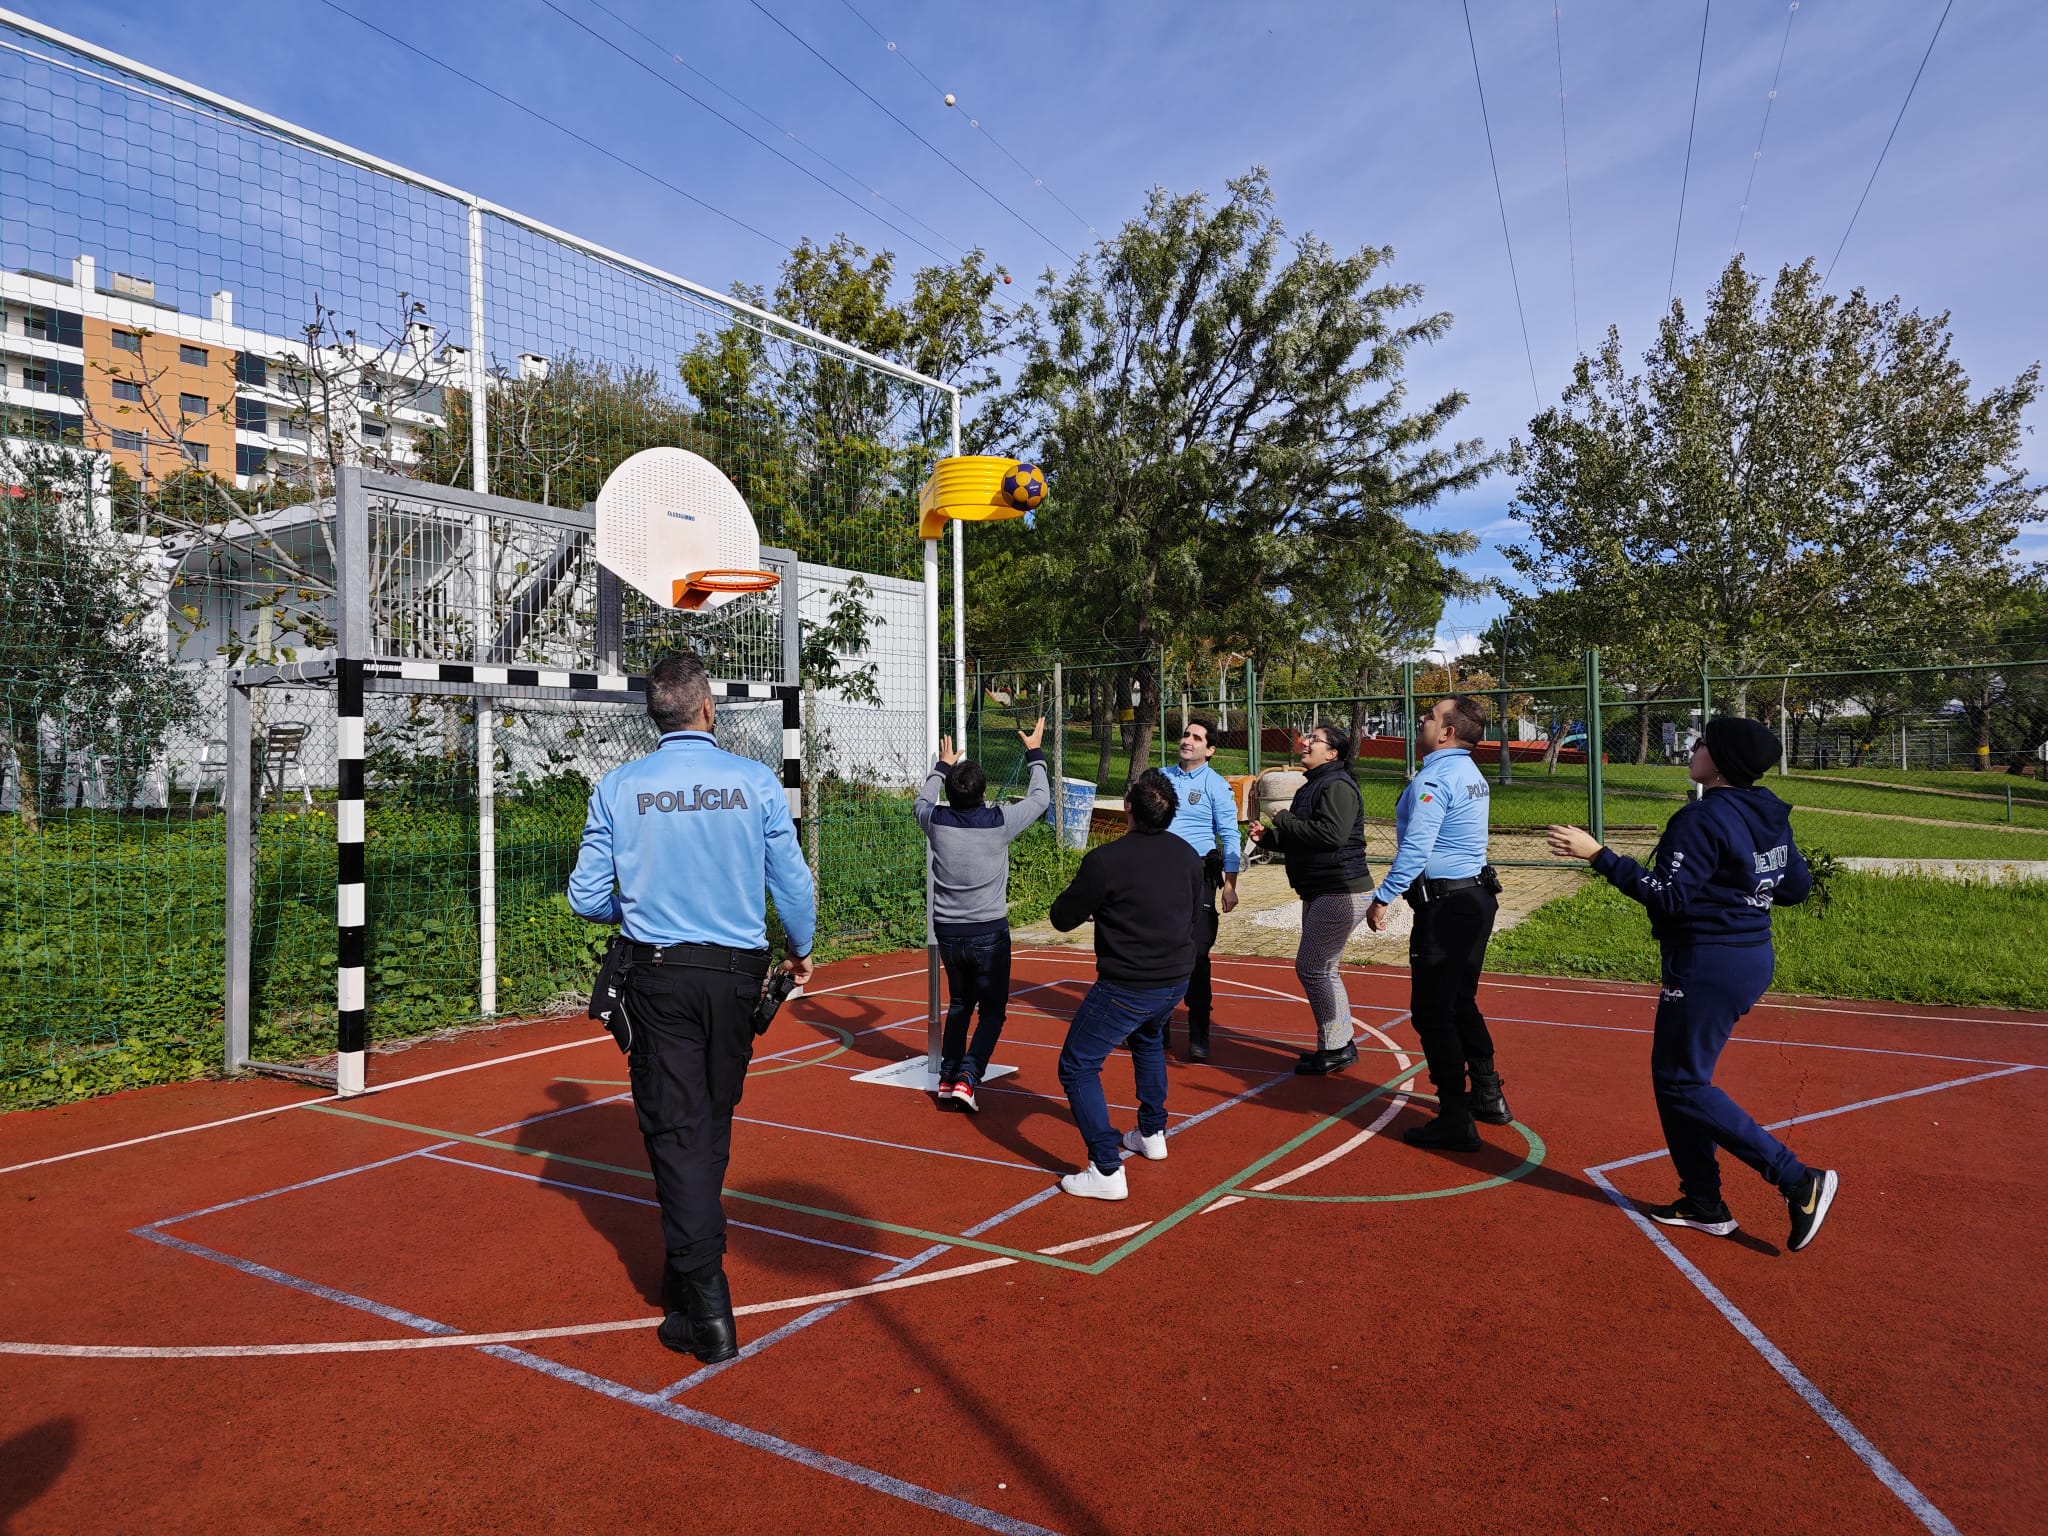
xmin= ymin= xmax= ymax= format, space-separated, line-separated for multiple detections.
xmin=1490 ymin=871 xmax=2048 ymax=1012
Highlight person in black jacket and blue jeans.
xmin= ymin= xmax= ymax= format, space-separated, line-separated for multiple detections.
xmin=1047 ymin=770 xmax=1205 ymax=1201
xmin=1548 ymin=716 xmax=1840 ymax=1253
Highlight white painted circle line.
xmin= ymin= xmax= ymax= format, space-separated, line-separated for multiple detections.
xmin=0 ymin=1258 xmax=1018 ymax=1360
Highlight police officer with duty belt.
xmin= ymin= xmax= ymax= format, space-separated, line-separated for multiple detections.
xmin=1366 ymin=694 xmax=1510 ymax=1152
xmin=569 ymin=652 xmax=816 ymax=1363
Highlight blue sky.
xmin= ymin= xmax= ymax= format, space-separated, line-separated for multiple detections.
xmin=16 ymin=0 xmax=2046 ymax=644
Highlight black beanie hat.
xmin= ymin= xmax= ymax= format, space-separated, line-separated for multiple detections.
xmin=1702 ymin=715 xmax=1780 ymax=786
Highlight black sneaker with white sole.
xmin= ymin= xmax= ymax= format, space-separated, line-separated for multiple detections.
xmin=1786 ymin=1168 xmax=1839 ymax=1252
xmin=1642 ymin=1195 xmax=1738 ymax=1236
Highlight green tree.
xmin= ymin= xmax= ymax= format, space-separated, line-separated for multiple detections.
xmin=980 ymin=169 xmax=1494 ymax=778
xmin=0 ymin=445 xmax=198 ymax=832
xmin=1509 ymin=256 xmax=2043 ymax=687
xmin=680 ymin=238 xmax=1014 ymax=579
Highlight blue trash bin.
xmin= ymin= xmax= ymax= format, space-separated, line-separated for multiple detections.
xmin=1043 ymin=776 xmax=1096 ymax=850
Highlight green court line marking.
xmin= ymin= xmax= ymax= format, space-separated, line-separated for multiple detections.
xmin=557 ymin=1025 xmax=853 ymax=1087
xmin=750 ymin=1023 xmax=855 ymax=1076
xmin=303 ymin=1102 xmax=1094 ymax=1274
xmin=1078 ymin=1061 xmax=1433 ymax=1276
xmin=1232 ymin=1121 xmax=1547 ymax=1202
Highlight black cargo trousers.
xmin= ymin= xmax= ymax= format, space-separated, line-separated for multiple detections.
xmin=618 ymin=959 xmax=762 ymax=1308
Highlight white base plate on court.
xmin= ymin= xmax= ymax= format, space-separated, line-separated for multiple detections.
xmin=849 ymin=1054 xmax=1019 ymax=1092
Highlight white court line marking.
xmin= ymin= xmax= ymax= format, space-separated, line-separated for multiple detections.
xmin=0 ymin=1034 xmax=614 ymax=1178
xmin=1035 ymin=1222 xmax=1152 ymax=1256
xmin=0 ymin=1259 xmax=1019 ymax=1361
xmin=1020 ymin=947 xmax=2048 ymax=1030
xmin=1486 ymin=1014 xmax=2036 ymax=1070
xmin=1586 ymin=1173 xmax=1960 ymax=1536
xmin=1249 ymin=1015 xmax=1413 ymax=1193
xmin=417 ymin=1152 xmax=906 ymax=1263
xmin=1583 ymin=1068 xmax=2048 ymax=1536
xmin=1201 ymin=1195 xmax=1246 ymax=1215
xmin=1589 ymin=1065 xmax=2040 ymax=1175
xmin=732 ymin=1115 xmax=1045 ymax=1172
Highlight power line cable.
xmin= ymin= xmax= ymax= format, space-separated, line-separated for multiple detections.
xmin=572 ymin=0 xmax=966 ymax=258
xmin=1825 ymin=0 xmax=1954 ymax=285
xmin=834 ymin=0 xmax=1096 ymax=239
xmin=1552 ymin=4 xmax=1580 ymax=358
xmin=533 ymin=0 xmax=948 ymax=263
xmin=1731 ymin=2 xmax=1799 ymax=257
xmin=1668 ymin=0 xmax=1712 ymax=306
xmin=1458 ymin=0 xmax=1542 ymax=411
xmin=742 ymin=0 xmax=1076 ymax=262
xmin=312 ymin=0 xmax=788 ymax=248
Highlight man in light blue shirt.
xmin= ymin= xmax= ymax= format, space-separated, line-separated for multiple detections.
xmin=568 ymin=652 xmax=815 ymax=1366
xmin=1366 ymin=694 xmax=1510 ymax=1152
xmin=1160 ymin=717 xmax=1240 ymax=1060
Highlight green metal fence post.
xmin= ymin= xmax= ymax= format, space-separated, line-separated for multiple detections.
xmin=1587 ymin=648 xmax=1606 ymax=844
xmin=1401 ymin=661 xmax=1417 ymax=777
xmin=1248 ymin=660 xmax=1260 ymax=775
xmin=973 ymin=661 xmax=982 ymax=762
xmin=1159 ymin=643 xmax=1168 ymax=769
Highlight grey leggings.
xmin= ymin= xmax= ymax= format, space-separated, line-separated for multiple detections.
xmin=1296 ymin=890 xmax=1372 ymax=1050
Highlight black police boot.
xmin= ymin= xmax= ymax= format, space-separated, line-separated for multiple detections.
xmin=1187 ymin=1016 xmax=1211 ymax=1062
xmin=1403 ymin=1095 xmax=1481 ymax=1152
xmin=1471 ymin=1063 xmax=1512 ymax=1126
xmin=657 ymin=1263 xmax=739 ymax=1364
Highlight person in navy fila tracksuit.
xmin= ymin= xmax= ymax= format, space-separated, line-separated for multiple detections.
xmin=1547 ymin=715 xmax=1840 ymax=1253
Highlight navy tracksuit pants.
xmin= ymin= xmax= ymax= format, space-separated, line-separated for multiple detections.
xmin=1653 ymin=942 xmax=1810 ymax=1204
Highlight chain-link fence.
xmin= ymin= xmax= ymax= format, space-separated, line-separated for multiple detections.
xmin=0 ymin=14 xmax=950 ymax=1098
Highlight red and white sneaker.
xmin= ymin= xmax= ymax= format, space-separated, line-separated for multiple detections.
xmin=949 ymin=1077 xmax=980 ymax=1112
xmin=935 ymin=1073 xmax=961 ymax=1110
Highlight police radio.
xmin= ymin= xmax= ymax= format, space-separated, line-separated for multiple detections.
xmin=753 ymin=966 xmax=799 ymax=1036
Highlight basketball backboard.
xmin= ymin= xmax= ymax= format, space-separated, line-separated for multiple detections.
xmin=594 ymin=447 xmax=778 ymax=610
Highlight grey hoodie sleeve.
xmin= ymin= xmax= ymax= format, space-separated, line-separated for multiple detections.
xmin=1000 ymin=750 xmax=1051 ymax=840
xmin=914 ymin=761 xmax=947 ymax=833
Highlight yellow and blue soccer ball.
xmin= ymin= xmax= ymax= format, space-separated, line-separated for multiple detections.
xmin=1001 ymin=461 xmax=1047 ymax=511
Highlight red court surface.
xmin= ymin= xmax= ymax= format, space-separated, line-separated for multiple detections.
xmin=2 ymin=949 xmax=2043 ymax=1535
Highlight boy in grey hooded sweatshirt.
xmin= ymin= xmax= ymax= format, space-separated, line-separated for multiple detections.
xmin=914 ymin=718 xmax=1050 ymax=1109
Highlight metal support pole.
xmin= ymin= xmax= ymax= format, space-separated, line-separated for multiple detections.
xmin=973 ymin=661 xmax=982 ymax=763
xmin=1052 ymin=661 xmax=1066 ymax=848
xmin=334 ymin=466 xmax=370 ymax=1095
xmin=1158 ymin=643 xmax=1167 ymax=768
xmin=923 ymin=532 xmax=941 ymax=1067
xmin=1248 ymin=660 xmax=1261 ymax=775
xmin=1401 ymin=661 xmax=1417 ymax=778
xmin=466 ymin=199 xmax=497 ymax=1021
xmin=1697 ymin=647 xmax=1711 ymax=801
xmin=223 ymin=681 xmax=253 ymax=1073
xmin=1587 ymin=648 xmax=1606 ymax=845
xmin=802 ymin=679 xmax=820 ymax=881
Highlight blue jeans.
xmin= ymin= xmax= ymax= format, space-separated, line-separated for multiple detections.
xmin=937 ymin=929 xmax=1012 ymax=1083
xmin=1058 ymin=978 xmax=1183 ymax=1173
xmin=1653 ymin=941 xmax=1810 ymax=1202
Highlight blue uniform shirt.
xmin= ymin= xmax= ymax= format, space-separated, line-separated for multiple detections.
xmin=1373 ymin=747 xmax=1490 ymax=904
xmin=568 ymin=730 xmax=817 ymax=955
xmin=1161 ymin=761 xmax=1240 ymax=874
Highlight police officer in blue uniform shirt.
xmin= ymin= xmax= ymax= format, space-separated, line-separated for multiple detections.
xmin=1160 ymin=717 xmax=1240 ymax=1060
xmin=569 ymin=652 xmax=817 ymax=1361
xmin=1366 ymin=695 xmax=1510 ymax=1152
xmin=1548 ymin=715 xmax=1839 ymax=1253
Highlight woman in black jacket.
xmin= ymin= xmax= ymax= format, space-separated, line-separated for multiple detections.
xmin=1248 ymin=723 xmax=1376 ymax=1075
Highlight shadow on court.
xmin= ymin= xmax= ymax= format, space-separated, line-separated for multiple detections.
xmin=516 ymin=1080 xmax=666 ymax=1307
xmin=717 ymin=1180 xmax=1118 ymax=1536
xmin=0 ymin=1417 xmax=77 ymax=1535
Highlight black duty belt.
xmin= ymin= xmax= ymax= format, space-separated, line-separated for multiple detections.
xmin=1405 ymin=870 xmax=1496 ymax=908
xmin=619 ymin=941 xmax=771 ymax=978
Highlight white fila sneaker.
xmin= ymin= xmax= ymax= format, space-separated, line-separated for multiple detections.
xmin=1121 ymin=1127 xmax=1168 ymax=1161
xmin=1058 ymin=1164 xmax=1129 ymax=1201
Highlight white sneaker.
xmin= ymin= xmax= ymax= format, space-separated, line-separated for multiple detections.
xmin=1121 ymin=1126 xmax=1168 ymax=1161
xmin=1058 ymin=1164 xmax=1129 ymax=1201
